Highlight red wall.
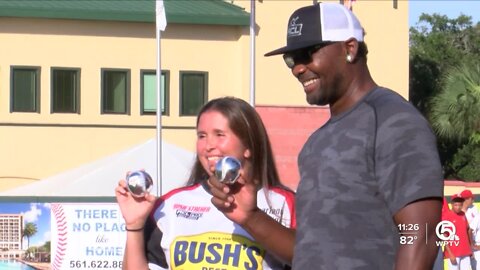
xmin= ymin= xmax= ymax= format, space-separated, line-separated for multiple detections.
xmin=256 ymin=105 xmax=330 ymax=191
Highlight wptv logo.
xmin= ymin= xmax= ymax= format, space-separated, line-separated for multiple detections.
xmin=435 ymin=220 xmax=460 ymax=247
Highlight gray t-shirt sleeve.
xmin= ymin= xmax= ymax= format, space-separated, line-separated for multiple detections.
xmin=373 ymin=95 xmax=443 ymax=216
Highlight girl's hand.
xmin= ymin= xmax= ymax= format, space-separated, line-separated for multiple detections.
xmin=115 ymin=175 xmax=157 ymax=230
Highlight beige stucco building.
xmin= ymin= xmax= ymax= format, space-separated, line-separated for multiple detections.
xmin=0 ymin=214 xmax=23 ymax=258
xmin=0 ymin=0 xmax=408 ymax=192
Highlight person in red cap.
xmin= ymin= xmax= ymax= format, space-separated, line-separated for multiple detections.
xmin=443 ymin=194 xmax=473 ymax=270
xmin=461 ymin=189 xmax=479 ymax=224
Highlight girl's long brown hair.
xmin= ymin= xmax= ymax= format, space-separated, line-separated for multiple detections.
xmin=187 ymin=97 xmax=281 ymax=189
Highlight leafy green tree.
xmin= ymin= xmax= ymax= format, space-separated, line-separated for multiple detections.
xmin=429 ymin=62 xmax=480 ymax=180
xmin=23 ymin=222 xmax=38 ymax=249
xmin=410 ymin=14 xmax=480 ymax=115
xmin=430 ymin=63 xmax=480 ymax=142
xmin=43 ymin=241 xmax=51 ymax=253
xmin=450 ymin=142 xmax=480 ymax=181
xmin=410 ymin=13 xmax=480 ymax=181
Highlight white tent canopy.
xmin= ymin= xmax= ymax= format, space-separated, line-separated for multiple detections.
xmin=0 ymin=139 xmax=195 ymax=197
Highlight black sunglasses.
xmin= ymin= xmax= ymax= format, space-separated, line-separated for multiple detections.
xmin=282 ymin=42 xmax=335 ymax=69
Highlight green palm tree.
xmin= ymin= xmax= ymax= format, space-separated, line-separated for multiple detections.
xmin=429 ymin=62 xmax=480 ymax=180
xmin=430 ymin=62 xmax=480 ymax=143
xmin=23 ymin=222 xmax=38 ymax=249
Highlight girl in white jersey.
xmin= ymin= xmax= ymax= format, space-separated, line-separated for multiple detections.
xmin=115 ymin=97 xmax=296 ymax=270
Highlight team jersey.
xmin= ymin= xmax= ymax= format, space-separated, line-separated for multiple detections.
xmin=466 ymin=205 xmax=479 ymax=227
xmin=143 ymin=182 xmax=296 ymax=270
xmin=443 ymin=210 xmax=472 ymax=258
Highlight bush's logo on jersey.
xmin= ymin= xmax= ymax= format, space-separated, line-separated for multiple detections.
xmin=174 ymin=203 xmax=211 ymax=221
xmin=170 ymin=232 xmax=265 ymax=270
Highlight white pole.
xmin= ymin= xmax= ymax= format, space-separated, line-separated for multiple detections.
xmin=155 ymin=29 xmax=162 ymax=197
xmin=249 ymin=0 xmax=256 ymax=107
xmin=155 ymin=0 xmax=167 ymax=197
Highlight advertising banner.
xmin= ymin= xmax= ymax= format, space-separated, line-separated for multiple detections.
xmin=0 ymin=202 xmax=126 ymax=270
xmin=51 ymin=203 xmax=126 ymax=270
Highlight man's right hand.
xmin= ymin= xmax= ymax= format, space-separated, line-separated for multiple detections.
xmin=208 ymin=166 xmax=259 ymax=227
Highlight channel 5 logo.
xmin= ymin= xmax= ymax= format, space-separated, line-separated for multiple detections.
xmin=435 ymin=220 xmax=460 ymax=247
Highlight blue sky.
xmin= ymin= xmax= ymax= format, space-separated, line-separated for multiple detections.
xmin=409 ymin=0 xmax=480 ymax=26
xmin=0 ymin=203 xmax=51 ymax=248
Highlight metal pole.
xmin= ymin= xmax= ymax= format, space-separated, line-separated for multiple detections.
xmin=155 ymin=28 xmax=163 ymax=197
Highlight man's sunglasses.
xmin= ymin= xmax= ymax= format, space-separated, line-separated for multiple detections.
xmin=282 ymin=42 xmax=335 ymax=69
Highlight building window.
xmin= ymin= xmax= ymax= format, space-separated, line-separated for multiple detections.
xmin=10 ymin=67 xmax=40 ymax=112
xmin=101 ymin=69 xmax=130 ymax=114
xmin=51 ymin=68 xmax=80 ymax=113
xmin=141 ymin=70 xmax=169 ymax=115
xmin=180 ymin=71 xmax=208 ymax=116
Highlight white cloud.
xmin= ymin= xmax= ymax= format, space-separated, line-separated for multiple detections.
xmin=42 ymin=203 xmax=51 ymax=209
xmin=22 ymin=203 xmax=42 ymax=223
xmin=43 ymin=231 xmax=51 ymax=243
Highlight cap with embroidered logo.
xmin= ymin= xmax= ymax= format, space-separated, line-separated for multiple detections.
xmin=265 ymin=2 xmax=364 ymax=56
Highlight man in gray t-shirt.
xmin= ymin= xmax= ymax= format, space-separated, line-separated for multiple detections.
xmin=209 ymin=2 xmax=443 ymax=269
xmin=263 ymin=2 xmax=444 ymax=269
xmin=292 ymin=87 xmax=443 ymax=269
